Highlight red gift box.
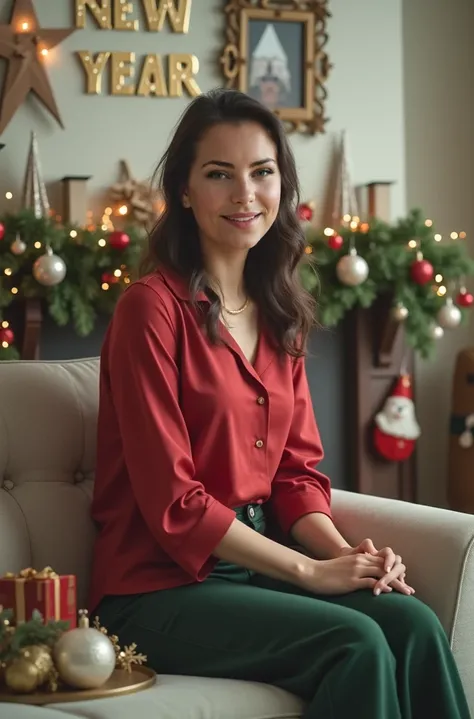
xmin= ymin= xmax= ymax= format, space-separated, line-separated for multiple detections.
xmin=0 ymin=566 xmax=76 ymax=628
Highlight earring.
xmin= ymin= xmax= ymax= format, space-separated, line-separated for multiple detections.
xmin=182 ymin=195 xmax=190 ymax=208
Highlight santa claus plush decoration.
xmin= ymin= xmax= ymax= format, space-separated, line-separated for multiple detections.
xmin=373 ymin=374 xmax=421 ymax=462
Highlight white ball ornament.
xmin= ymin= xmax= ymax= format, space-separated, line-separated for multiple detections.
xmin=429 ymin=323 xmax=444 ymax=340
xmin=437 ymin=297 xmax=462 ymax=329
xmin=33 ymin=246 xmax=67 ymax=286
xmin=336 ymin=247 xmax=369 ymax=287
xmin=459 ymin=430 xmax=473 ymax=449
xmin=53 ymin=610 xmax=116 ymax=689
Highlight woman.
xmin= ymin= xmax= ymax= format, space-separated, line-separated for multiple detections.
xmin=90 ymin=89 xmax=470 ymax=718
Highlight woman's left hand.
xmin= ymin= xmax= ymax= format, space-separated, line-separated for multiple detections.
xmin=339 ymin=538 xmax=415 ymax=596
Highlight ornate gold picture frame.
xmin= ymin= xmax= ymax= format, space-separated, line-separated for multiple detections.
xmin=220 ymin=1 xmax=331 ymax=135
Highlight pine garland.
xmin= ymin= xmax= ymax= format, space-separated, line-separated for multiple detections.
xmin=1 ymin=208 xmax=472 ymax=361
xmin=303 ymin=209 xmax=474 ymax=358
xmin=0 ymin=210 xmax=145 ymax=360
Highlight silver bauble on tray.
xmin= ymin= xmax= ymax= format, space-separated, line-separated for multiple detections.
xmin=53 ymin=610 xmax=116 ymax=689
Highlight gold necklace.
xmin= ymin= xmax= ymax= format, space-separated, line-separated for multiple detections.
xmin=222 ymin=297 xmax=250 ymax=315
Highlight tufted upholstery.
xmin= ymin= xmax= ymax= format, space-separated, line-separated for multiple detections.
xmin=1 ymin=357 xmax=474 ymax=718
xmin=0 ymin=358 xmax=99 ymax=609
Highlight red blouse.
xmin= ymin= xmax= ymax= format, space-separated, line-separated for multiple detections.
xmin=88 ymin=267 xmax=332 ymax=612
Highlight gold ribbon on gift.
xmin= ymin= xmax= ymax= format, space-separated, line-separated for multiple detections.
xmin=3 ymin=566 xmax=60 ymax=623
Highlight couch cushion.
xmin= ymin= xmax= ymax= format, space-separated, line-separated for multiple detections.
xmin=45 ymin=675 xmax=303 ymax=719
xmin=0 ymin=358 xmax=100 ymax=607
xmin=0 ymin=676 xmax=303 ymax=719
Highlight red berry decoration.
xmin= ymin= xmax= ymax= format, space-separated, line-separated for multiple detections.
xmin=297 ymin=203 xmax=313 ymax=223
xmin=410 ymin=255 xmax=434 ymax=285
xmin=0 ymin=222 xmax=5 ymax=241
xmin=108 ymin=231 xmax=130 ymax=250
xmin=456 ymin=289 xmax=474 ymax=308
xmin=328 ymin=234 xmax=344 ymax=250
xmin=0 ymin=327 xmax=14 ymax=346
xmin=101 ymin=272 xmax=120 ymax=285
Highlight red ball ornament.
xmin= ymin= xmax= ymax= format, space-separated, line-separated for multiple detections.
xmin=328 ymin=234 xmax=344 ymax=251
xmin=108 ymin=231 xmax=130 ymax=250
xmin=0 ymin=327 xmax=14 ymax=346
xmin=101 ymin=272 xmax=120 ymax=285
xmin=456 ymin=289 xmax=474 ymax=308
xmin=0 ymin=222 xmax=5 ymax=241
xmin=297 ymin=203 xmax=313 ymax=223
xmin=410 ymin=256 xmax=434 ymax=285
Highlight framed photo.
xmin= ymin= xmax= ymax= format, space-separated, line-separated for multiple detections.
xmin=220 ymin=1 xmax=332 ymax=135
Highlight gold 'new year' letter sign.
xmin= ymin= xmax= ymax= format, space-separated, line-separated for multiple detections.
xmin=74 ymin=0 xmax=201 ymax=98
xmin=74 ymin=0 xmax=192 ymax=33
xmin=76 ymin=51 xmax=200 ymax=97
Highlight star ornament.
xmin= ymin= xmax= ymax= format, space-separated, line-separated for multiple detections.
xmin=0 ymin=0 xmax=75 ymax=135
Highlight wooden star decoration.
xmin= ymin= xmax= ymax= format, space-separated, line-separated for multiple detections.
xmin=0 ymin=0 xmax=75 ymax=135
xmin=110 ymin=160 xmax=160 ymax=228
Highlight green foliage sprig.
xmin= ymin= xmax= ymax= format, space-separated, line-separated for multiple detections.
xmin=303 ymin=209 xmax=474 ymax=358
xmin=0 ymin=606 xmax=69 ymax=664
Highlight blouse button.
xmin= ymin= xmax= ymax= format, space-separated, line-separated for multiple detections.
xmin=256 ymin=396 xmax=265 ymax=405
xmin=255 ymin=439 xmax=264 ymax=448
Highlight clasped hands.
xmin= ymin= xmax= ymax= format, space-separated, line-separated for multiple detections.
xmin=339 ymin=538 xmax=415 ymax=597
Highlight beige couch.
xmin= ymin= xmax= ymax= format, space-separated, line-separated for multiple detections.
xmin=1 ymin=357 xmax=474 ymax=719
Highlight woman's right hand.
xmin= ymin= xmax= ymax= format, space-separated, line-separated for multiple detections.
xmin=301 ymin=553 xmax=405 ymax=596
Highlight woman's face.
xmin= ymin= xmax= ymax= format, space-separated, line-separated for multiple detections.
xmin=183 ymin=121 xmax=281 ymax=255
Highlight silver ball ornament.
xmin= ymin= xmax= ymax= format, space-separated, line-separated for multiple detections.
xmin=429 ymin=323 xmax=444 ymax=340
xmin=459 ymin=430 xmax=473 ymax=449
xmin=10 ymin=234 xmax=27 ymax=255
xmin=336 ymin=247 xmax=369 ymax=286
xmin=53 ymin=611 xmax=116 ymax=689
xmin=33 ymin=246 xmax=67 ymax=286
xmin=392 ymin=303 xmax=409 ymax=322
xmin=437 ymin=298 xmax=462 ymax=329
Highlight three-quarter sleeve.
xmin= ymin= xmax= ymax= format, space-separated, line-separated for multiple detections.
xmin=107 ymin=282 xmax=236 ymax=578
xmin=270 ymin=355 xmax=332 ymax=535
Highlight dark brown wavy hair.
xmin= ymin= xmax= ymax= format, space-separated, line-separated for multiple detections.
xmin=140 ymin=88 xmax=316 ymax=357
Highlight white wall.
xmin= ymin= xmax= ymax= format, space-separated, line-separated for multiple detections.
xmin=403 ymin=0 xmax=474 ymax=507
xmin=0 ymin=0 xmax=406 ymax=224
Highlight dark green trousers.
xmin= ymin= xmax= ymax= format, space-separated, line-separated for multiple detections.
xmin=96 ymin=505 xmax=470 ymax=719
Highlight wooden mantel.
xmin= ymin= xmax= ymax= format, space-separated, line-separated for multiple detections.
xmin=345 ymin=182 xmax=417 ymax=502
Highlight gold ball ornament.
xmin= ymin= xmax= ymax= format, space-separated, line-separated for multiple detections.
xmin=5 ymin=659 xmax=40 ymax=694
xmin=21 ymin=644 xmax=54 ymax=683
xmin=4 ymin=644 xmax=53 ymax=694
xmin=53 ymin=610 xmax=116 ymax=689
xmin=392 ymin=302 xmax=409 ymax=322
xmin=336 ymin=247 xmax=369 ymax=287
xmin=33 ymin=246 xmax=67 ymax=287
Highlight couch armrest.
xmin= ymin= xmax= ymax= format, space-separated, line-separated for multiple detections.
xmin=331 ymin=489 xmax=474 ymax=701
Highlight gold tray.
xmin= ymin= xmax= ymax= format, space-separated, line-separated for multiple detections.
xmin=0 ymin=665 xmax=157 ymax=705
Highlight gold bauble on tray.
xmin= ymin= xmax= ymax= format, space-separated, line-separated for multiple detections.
xmin=5 ymin=657 xmax=41 ymax=694
xmin=4 ymin=644 xmax=53 ymax=693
